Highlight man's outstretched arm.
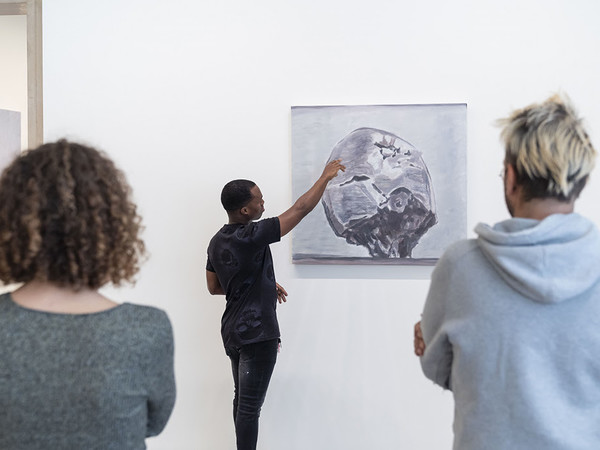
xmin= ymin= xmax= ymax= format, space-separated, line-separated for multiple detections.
xmin=206 ymin=270 xmax=225 ymax=295
xmin=278 ymin=159 xmax=345 ymax=237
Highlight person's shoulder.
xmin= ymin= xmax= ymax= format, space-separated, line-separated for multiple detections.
xmin=117 ymin=304 xmax=173 ymax=355
xmin=0 ymin=292 xmax=13 ymax=316
xmin=430 ymin=239 xmax=481 ymax=287
xmin=438 ymin=238 xmax=479 ymax=265
xmin=207 ymin=224 xmax=229 ymax=246
xmin=253 ymin=216 xmax=279 ymax=229
xmin=0 ymin=292 xmax=10 ymax=306
xmin=119 ymin=303 xmax=172 ymax=329
xmin=240 ymin=217 xmax=279 ymax=236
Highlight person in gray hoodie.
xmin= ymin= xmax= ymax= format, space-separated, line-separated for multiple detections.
xmin=414 ymin=94 xmax=599 ymax=450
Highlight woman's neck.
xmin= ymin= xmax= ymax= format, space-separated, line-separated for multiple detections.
xmin=11 ymin=280 xmax=118 ymax=314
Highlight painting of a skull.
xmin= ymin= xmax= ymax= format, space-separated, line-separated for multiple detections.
xmin=322 ymin=128 xmax=436 ymax=258
xmin=291 ymin=103 xmax=466 ymax=265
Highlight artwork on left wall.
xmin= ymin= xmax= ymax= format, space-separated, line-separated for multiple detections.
xmin=291 ymin=103 xmax=467 ymax=265
xmin=0 ymin=109 xmax=21 ymax=172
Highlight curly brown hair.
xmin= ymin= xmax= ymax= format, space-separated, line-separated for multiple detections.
xmin=0 ymin=139 xmax=146 ymax=289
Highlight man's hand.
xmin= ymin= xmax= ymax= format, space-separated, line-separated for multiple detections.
xmin=414 ymin=321 xmax=426 ymax=356
xmin=321 ymin=159 xmax=346 ymax=181
xmin=276 ymin=282 xmax=288 ymax=304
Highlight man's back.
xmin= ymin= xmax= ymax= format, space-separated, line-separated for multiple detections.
xmin=206 ymin=217 xmax=281 ymax=349
xmin=421 ymin=213 xmax=600 ymax=450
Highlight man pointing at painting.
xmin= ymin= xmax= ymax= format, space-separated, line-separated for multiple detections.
xmin=206 ymin=159 xmax=344 ymax=450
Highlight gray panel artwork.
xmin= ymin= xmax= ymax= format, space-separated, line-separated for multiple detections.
xmin=291 ymin=103 xmax=466 ymax=265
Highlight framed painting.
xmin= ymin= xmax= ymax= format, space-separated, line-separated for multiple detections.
xmin=291 ymin=103 xmax=467 ymax=265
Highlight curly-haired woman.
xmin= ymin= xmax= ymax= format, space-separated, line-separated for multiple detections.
xmin=0 ymin=140 xmax=175 ymax=450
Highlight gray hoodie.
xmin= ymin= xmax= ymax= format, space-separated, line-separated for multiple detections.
xmin=420 ymin=213 xmax=600 ymax=450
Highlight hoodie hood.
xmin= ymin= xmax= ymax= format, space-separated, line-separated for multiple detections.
xmin=475 ymin=213 xmax=600 ymax=304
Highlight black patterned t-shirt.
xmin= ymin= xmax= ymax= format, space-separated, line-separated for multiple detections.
xmin=206 ymin=217 xmax=281 ymax=350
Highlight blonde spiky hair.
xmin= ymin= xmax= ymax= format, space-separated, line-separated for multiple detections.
xmin=498 ymin=94 xmax=596 ymax=201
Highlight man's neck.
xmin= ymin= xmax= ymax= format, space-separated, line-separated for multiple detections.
xmin=513 ymin=197 xmax=575 ymax=221
xmin=227 ymin=213 xmax=250 ymax=225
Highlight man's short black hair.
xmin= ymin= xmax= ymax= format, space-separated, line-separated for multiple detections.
xmin=221 ymin=179 xmax=256 ymax=212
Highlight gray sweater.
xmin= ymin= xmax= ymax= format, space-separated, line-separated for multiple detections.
xmin=420 ymin=213 xmax=600 ymax=449
xmin=0 ymin=293 xmax=176 ymax=450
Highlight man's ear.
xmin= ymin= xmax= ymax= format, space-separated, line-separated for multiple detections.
xmin=240 ymin=206 xmax=249 ymax=216
xmin=505 ymin=163 xmax=518 ymax=197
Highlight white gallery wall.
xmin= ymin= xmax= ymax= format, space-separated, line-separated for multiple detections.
xmin=42 ymin=1 xmax=600 ymax=449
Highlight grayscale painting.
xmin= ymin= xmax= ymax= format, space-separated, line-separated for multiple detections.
xmin=291 ymin=103 xmax=466 ymax=265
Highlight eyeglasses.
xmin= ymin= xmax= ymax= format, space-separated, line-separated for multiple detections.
xmin=499 ymin=164 xmax=507 ymax=180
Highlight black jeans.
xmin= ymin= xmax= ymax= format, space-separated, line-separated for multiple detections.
xmin=227 ymin=338 xmax=278 ymax=450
